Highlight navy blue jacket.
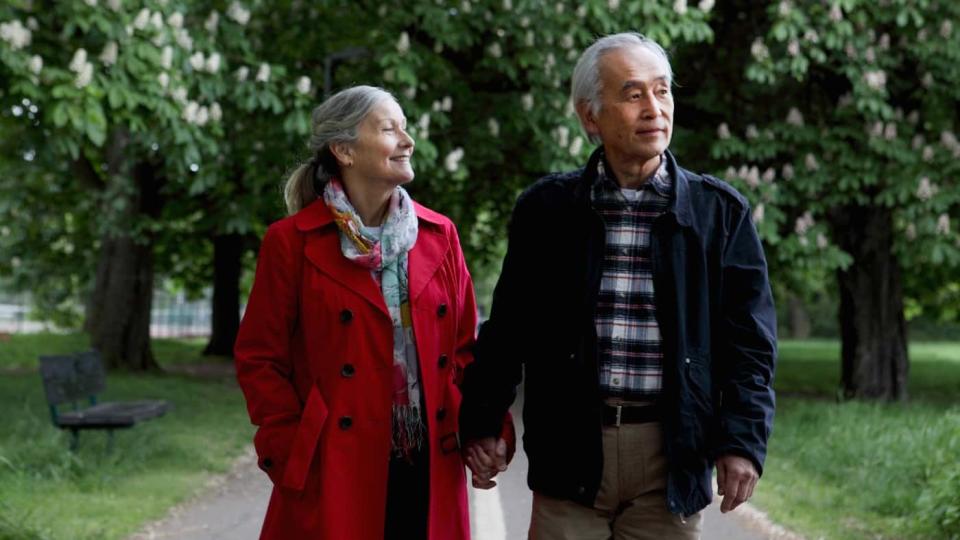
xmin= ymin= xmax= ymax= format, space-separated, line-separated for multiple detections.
xmin=459 ymin=148 xmax=777 ymax=517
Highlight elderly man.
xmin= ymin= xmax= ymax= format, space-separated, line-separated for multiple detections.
xmin=459 ymin=32 xmax=777 ymax=539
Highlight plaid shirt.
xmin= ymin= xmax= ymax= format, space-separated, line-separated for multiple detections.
xmin=591 ymin=155 xmax=672 ymax=400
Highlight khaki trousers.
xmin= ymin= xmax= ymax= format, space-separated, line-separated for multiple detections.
xmin=529 ymin=422 xmax=702 ymax=540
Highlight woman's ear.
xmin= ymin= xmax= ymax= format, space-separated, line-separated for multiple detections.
xmin=328 ymin=142 xmax=354 ymax=168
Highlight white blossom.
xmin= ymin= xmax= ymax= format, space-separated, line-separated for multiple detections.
xmin=751 ymin=39 xmax=769 ymax=61
xmin=555 ymin=125 xmax=570 ymax=148
xmin=745 ymin=166 xmax=760 ymax=188
xmin=804 ymin=29 xmax=819 ymax=43
xmin=403 ymin=86 xmax=416 ymax=99
xmin=941 ymin=20 xmax=953 ymax=39
xmin=488 ymin=42 xmax=502 ymax=58
xmin=717 ymin=123 xmax=731 ymax=139
xmin=195 ymin=106 xmax=209 ymax=126
xmin=174 ymin=29 xmax=193 ymax=50
xmin=778 ymin=0 xmax=792 ymax=16
xmin=10 ymin=257 xmax=20 ymax=268
xmin=936 ymin=214 xmax=950 ymax=235
xmin=189 ymin=52 xmax=205 ymax=71
xmin=787 ymin=40 xmax=800 ymax=57
xmin=75 ymin=62 xmax=94 ymax=88
xmin=864 ymin=47 xmax=876 ymax=63
xmin=782 ymin=163 xmax=795 ymax=180
xmin=133 ymin=9 xmax=151 ymax=30
xmin=879 ymin=33 xmax=890 ymax=50
xmin=84 ymin=0 xmax=98 ymax=5
xmin=673 ymin=0 xmax=687 ymax=15
xmin=150 ymin=11 xmax=164 ymax=30
xmin=569 ymin=136 xmax=584 ymax=156
xmin=28 ymin=55 xmax=43 ymax=74
xmin=158 ymin=72 xmax=170 ymax=89
xmin=397 ymin=32 xmax=410 ymax=53
xmin=107 ymin=0 xmax=122 ymax=11
xmin=168 ymin=12 xmax=184 ymax=29
xmin=488 ymin=118 xmax=500 ymax=137
xmin=520 ymin=16 xmax=530 ymax=28
xmin=737 ymin=165 xmax=749 ymax=180
xmin=444 ymin=147 xmax=465 ymax=172
xmin=864 ymin=70 xmax=887 ymax=90
xmin=746 ymin=125 xmax=759 ymax=139
xmin=99 ymin=42 xmax=118 ymax=65
xmin=725 ymin=166 xmax=737 ymax=179
xmin=431 ymin=100 xmax=441 ymax=112
xmin=795 ymin=211 xmax=814 ymax=235
xmin=917 ymin=177 xmax=936 ymax=200
xmin=805 ymin=153 xmax=819 ymax=171
xmin=521 ymin=93 xmax=534 ymax=111
xmin=69 ymin=49 xmax=89 ymax=72
xmin=206 ymin=52 xmax=221 ymax=73
xmin=205 ymin=11 xmax=220 ymax=33
xmin=560 ymin=34 xmax=574 ymax=50
xmin=296 ymin=76 xmax=311 ymax=95
xmin=698 ymin=0 xmax=715 ymax=12
xmin=941 ymin=131 xmax=959 ymax=152
xmin=161 ymin=47 xmax=174 ymax=69
xmin=172 ymin=86 xmax=188 ymax=103
xmin=545 ymin=53 xmax=556 ymax=71
xmin=816 ymin=233 xmax=828 ymax=249
xmin=907 ymin=111 xmax=920 ymax=125
xmin=829 ymin=4 xmax=843 ymax=22
xmin=912 ymin=134 xmax=924 ymax=150
xmin=752 ymin=203 xmax=765 ymax=223
xmin=210 ymin=102 xmax=222 ymax=122
xmin=923 ymin=145 xmax=935 ymax=162
xmin=183 ymin=101 xmax=199 ymax=123
xmin=525 ymin=31 xmax=535 ymax=47
xmin=503 ymin=0 xmax=512 ymax=9
xmin=906 ymin=223 xmax=917 ymax=240
xmin=256 ymin=63 xmax=270 ymax=83
xmin=227 ymin=2 xmax=251 ymax=25
xmin=608 ymin=0 xmax=620 ymax=8
xmin=786 ymin=108 xmax=804 ymax=127
xmin=762 ymin=168 xmax=775 ymax=183
xmin=441 ymin=96 xmax=452 ymax=112
xmin=417 ymin=113 xmax=431 ymax=132
xmin=883 ymin=123 xmax=897 ymax=141
xmin=922 ymin=73 xmax=934 ymax=88
xmin=838 ymin=93 xmax=853 ymax=108
xmin=576 ymin=5 xmax=587 ymax=17
xmin=0 ymin=20 xmax=32 ymax=50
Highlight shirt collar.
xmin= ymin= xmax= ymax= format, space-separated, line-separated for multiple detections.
xmin=594 ymin=152 xmax=673 ymax=200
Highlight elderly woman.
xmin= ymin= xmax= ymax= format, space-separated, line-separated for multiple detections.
xmin=235 ymin=85 xmax=508 ymax=540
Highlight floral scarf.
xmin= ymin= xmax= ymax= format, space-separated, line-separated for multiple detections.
xmin=323 ymin=178 xmax=424 ymax=459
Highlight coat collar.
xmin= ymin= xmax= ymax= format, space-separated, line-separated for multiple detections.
xmin=296 ymin=197 xmax=448 ymax=318
xmin=574 ymin=146 xmax=694 ymax=228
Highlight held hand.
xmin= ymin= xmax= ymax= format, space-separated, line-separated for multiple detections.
xmin=716 ymin=455 xmax=758 ymax=513
xmin=462 ymin=437 xmax=508 ymax=489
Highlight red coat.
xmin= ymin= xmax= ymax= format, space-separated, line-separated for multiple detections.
xmin=235 ymin=199 xmax=489 ymax=540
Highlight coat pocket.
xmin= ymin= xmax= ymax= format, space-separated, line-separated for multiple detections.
xmin=281 ymin=384 xmax=329 ymax=491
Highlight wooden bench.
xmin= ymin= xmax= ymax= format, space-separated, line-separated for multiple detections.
xmin=38 ymin=351 xmax=170 ymax=450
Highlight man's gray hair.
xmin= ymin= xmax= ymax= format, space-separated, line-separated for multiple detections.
xmin=570 ymin=32 xmax=673 ymax=120
xmin=283 ymin=85 xmax=395 ymax=214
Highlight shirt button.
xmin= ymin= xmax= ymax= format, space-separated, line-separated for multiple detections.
xmin=438 ymin=354 xmax=449 ymax=368
xmin=612 ymin=377 xmax=621 ymax=385
xmin=338 ymin=416 xmax=353 ymax=430
xmin=437 ymin=303 xmax=448 ymax=317
xmin=341 ymin=363 xmax=355 ymax=378
xmin=436 ymin=408 xmax=447 ymax=421
xmin=685 ymin=358 xmax=691 ymax=364
xmin=340 ymin=309 xmax=353 ymax=323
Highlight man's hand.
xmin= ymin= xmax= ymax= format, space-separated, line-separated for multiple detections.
xmin=716 ymin=454 xmax=758 ymax=513
xmin=463 ymin=437 xmax=508 ymax=489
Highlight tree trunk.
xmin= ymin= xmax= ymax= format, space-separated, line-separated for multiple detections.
xmin=84 ymin=160 xmax=162 ymax=371
xmin=203 ymin=233 xmax=243 ymax=357
xmin=787 ymin=294 xmax=811 ymax=339
xmin=832 ymin=204 xmax=909 ymax=401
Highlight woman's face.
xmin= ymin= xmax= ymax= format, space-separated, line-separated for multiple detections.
xmin=347 ymin=99 xmax=415 ymax=187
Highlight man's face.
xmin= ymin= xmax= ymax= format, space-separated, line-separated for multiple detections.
xmin=579 ymin=46 xmax=674 ymax=167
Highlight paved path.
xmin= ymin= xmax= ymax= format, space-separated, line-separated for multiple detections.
xmin=131 ymin=402 xmax=802 ymax=540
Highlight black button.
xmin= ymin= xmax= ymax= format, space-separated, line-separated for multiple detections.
xmin=261 ymin=458 xmax=273 ymax=470
xmin=338 ymin=416 xmax=353 ymax=430
xmin=340 ymin=309 xmax=353 ymax=323
xmin=437 ymin=303 xmax=448 ymax=317
xmin=436 ymin=408 xmax=447 ymax=421
xmin=341 ymin=363 xmax=355 ymax=378
xmin=438 ymin=354 xmax=449 ymax=368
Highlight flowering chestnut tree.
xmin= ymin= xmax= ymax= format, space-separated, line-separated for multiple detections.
xmin=681 ymin=0 xmax=960 ymax=400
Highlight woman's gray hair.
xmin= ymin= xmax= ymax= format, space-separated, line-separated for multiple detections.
xmin=283 ymin=85 xmax=396 ymax=215
xmin=570 ymin=32 xmax=673 ymax=136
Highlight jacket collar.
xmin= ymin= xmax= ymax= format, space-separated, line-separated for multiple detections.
xmin=575 ymin=146 xmax=693 ymax=228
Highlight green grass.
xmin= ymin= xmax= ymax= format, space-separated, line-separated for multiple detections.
xmin=0 ymin=335 xmax=252 ymax=540
xmin=754 ymin=340 xmax=960 ymax=540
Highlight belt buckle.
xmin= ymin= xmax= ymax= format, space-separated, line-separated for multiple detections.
xmin=615 ymin=405 xmax=622 ymax=427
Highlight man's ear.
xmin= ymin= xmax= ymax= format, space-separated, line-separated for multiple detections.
xmin=575 ymin=101 xmax=600 ymax=138
xmin=328 ymin=142 xmax=354 ymax=167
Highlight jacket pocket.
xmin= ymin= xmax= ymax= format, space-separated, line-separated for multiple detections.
xmin=677 ymin=354 xmax=714 ymax=454
xmin=280 ymin=384 xmax=329 ymax=491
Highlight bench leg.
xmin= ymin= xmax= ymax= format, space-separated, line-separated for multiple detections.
xmin=69 ymin=429 xmax=79 ymax=451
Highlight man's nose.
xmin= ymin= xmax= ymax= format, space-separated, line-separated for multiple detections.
xmin=639 ymin=90 xmax=662 ymax=119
